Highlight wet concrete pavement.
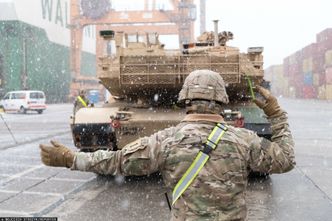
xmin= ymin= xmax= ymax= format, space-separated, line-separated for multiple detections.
xmin=0 ymin=104 xmax=72 ymax=149
xmin=0 ymin=104 xmax=97 ymax=216
xmin=0 ymin=99 xmax=332 ymax=220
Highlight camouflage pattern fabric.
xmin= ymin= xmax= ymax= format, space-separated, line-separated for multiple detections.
xmin=72 ymin=112 xmax=295 ymax=221
xmin=178 ymin=70 xmax=229 ymax=104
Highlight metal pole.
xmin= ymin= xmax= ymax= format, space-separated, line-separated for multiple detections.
xmin=200 ymin=0 xmax=206 ymax=34
xmin=0 ymin=113 xmax=18 ymax=144
xmin=213 ymin=20 xmax=219 ymax=46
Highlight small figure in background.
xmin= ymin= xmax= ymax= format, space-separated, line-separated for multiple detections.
xmin=73 ymin=90 xmax=90 ymax=113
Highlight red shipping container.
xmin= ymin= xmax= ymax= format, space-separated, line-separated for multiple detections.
xmin=302 ymin=85 xmax=316 ymax=99
xmin=326 ymin=67 xmax=332 ymax=84
xmin=316 ymin=28 xmax=332 ymax=43
xmin=289 ymin=64 xmax=301 ymax=75
xmin=316 ymin=41 xmax=331 ymax=54
xmin=289 ymin=74 xmax=304 ymax=88
xmin=320 ymin=40 xmax=332 ymax=51
xmin=302 ymin=43 xmax=317 ymax=58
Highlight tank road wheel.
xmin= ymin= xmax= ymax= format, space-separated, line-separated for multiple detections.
xmin=19 ymin=106 xmax=27 ymax=114
xmin=37 ymin=110 xmax=43 ymax=114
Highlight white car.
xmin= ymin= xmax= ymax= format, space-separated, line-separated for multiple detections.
xmin=0 ymin=90 xmax=47 ymax=114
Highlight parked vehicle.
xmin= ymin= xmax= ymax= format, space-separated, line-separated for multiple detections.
xmin=0 ymin=90 xmax=46 ymax=114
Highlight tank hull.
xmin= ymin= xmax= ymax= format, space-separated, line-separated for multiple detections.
xmin=71 ymin=101 xmax=271 ymax=150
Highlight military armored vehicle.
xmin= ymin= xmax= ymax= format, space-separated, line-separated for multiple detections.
xmin=71 ymin=21 xmax=271 ymax=151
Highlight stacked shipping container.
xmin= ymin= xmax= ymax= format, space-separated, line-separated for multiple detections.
xmin=265 ymin=65 xmax=289 ymax=97
xmin=267 ymin=28 xmax=332 ymax=100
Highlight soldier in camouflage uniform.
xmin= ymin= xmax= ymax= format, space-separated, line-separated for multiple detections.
xmin=40 ymin=70 xmax=295 ymax=221
xmin=73 ymin=90 xmax=90 ymax=113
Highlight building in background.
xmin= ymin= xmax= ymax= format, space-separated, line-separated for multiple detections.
xmin=0 ymin=0 xmax=96 ymax=102
xmin=265 ymin=28 xmax=332 ymax=100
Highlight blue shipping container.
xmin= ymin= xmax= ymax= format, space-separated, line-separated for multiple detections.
xmin=304 ymin=72 xmax=313 ymax=85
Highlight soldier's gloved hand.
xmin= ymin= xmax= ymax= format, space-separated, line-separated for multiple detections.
xmin=39 ymin=140 xmax=74 ymax=168
xmin=253 ymin=85 xmax=282 ymax=118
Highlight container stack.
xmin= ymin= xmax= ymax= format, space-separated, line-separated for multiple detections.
xmin=283 ymin=51 xmax=303 ymax=98
xmin=265 ymin=65 xmax=288 ymax=97
xmin=319 ymin=29 xmax=332 ymax=100
xmin=302 ymin=43 xmax=316 ymax=99
xmin=266 ymin=28 xmax=332 ymax=100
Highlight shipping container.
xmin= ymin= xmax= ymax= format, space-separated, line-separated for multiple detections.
xmin=317 ymin=85 xmax=332 ymax=100
xmin=296 ymin=51 xmax=303 ymax=61
xmin=283 ymin=57 xmax=290 ymax=67
xmin=325 ymin=50 xmax=332 ymax=66
xmin=313 ymin=55 xmax=325 ymax=72
xmin=302 ymin=43 xmax=317 ymax=58
xmin=302 ymin=58 xmax=313 ymax=72
xmin=326 ymin=67 xmax=332 ymax=84
xmin=289 ymin=74 xmax=304 ymax=88
xmin=326 ymin=84 xmax=332 ymax=100
xmin=288 ymin=51 xmax=302 ymax=65
xmin=313 ymin=73 xmax=319 ymax=86
xmin=304 ymin=72 xmax=313 ymax=85
xmin=317 ymin=43 xmax=328 ymax=54
xmin=302 ymin=85 xmax=316 ymax=99
xmin=316 ymin=28 xmax=332 ymax=43
xmin=313 ymin=73 xmax=326 ymax=86
xmin=294 ymin=85 xmax=304 ymax=98
xmin=288 ymin=64 xmax=301 ymax=76
xmin=289 ymin=54 xmax=297 ymax=65
xmin=318 ymin=40 xmax=332 ymax=53
xmin=283 ymin=65 xmax=290 ymax=77
xmin=317 ymin=85 xmax=325 ymax=99
xmin=282 ymin=79 xmax=289 ymax=97
xmin=287 ymin=86 xmax=296 ymax=98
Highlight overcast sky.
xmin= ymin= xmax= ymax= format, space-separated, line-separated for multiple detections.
xmin=197 ymin=0 xmax=331 ymax=68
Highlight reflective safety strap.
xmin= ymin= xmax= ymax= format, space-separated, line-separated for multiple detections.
xmin=172 ymin=123 xmax=228 ymax=205
xmin=77 ymin=96 xmax=87 ymax=107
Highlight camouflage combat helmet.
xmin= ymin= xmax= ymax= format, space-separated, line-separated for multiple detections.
xmin=178 ymin=70 xmax=229 ymax=104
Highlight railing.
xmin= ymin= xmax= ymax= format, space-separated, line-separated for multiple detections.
xmin=119 ymin=55 xmax=241 ymax=85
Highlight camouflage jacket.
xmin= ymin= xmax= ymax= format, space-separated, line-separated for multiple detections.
xmin=72 ymin=112 xmax=295 ymax=221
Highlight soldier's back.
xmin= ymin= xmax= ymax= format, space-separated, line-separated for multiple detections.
xmin=161 ymin=121 xmax=251 ymax=221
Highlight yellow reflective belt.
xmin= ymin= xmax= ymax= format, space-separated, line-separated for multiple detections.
xmin=172 ymin=123 xmax=228 ymax=205
xmin=77 ymin=96 xmax=87 ymax=107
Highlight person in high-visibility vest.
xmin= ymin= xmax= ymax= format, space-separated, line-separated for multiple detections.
xmin=40 ymin=70 xmax=295 ymax=221
xmin=73 ymin=90 xmax=90 ymax=113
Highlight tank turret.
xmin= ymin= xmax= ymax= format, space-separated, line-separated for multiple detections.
xmin=98 ymin=20 xmax=264 ymax=105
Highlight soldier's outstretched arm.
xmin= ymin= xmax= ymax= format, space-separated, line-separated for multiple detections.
xmin=248 ymin=86 xmax=295 ymax=173
xmin=40 ymin=127 xmax=177 ymax=176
